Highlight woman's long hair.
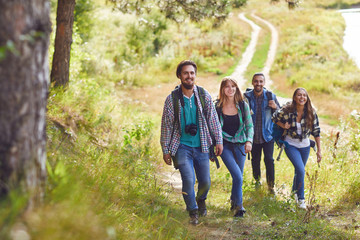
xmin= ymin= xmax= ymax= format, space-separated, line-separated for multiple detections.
xmin=217 ymin=77 xmax=243 ymax=108
xmin=284 ymin=87 xmax=314 ymax=129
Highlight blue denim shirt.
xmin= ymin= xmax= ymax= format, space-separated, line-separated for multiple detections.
xmin=244 ymin=88 xmax=280 ymax=143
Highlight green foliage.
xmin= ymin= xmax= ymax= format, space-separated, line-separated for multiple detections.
xmin=232 ymin=0 xmax=247 ymax=8
xmin=0 ymin=190 xmax=28 ymax=239
xmin=80 ymin=6 xmax=249 ymax=87
xmin=117 ymin=11 xmax=168 ymax=66
xmin=0 ymin=40 xmax=19 ymax=60
xmin=36 ymin=77 xmax=192 ymax=239
xmin=74 ymin=0 xmax=94 ymax=41
xmin=107 ymin=0 xmax=232 ymax=25
xmin=316 ymin=0 xmax=360 ymax=9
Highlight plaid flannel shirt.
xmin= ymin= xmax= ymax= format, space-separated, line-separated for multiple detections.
xmin=219 ymin=101 xmax=254 ymax=144
xmin=272 ymin=107 xmax=320 ymax=140
xmin=160 ymin=85 xmax=223 ymax=156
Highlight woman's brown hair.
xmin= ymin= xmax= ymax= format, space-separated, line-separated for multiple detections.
xmin=284 ymin=87 xmax=315 ymax=129
xmin=217 ymin=77 xmax=243 ymax=109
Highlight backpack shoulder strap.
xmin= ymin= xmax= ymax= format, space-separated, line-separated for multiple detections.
xmin=265 ymin=90 xmax=273 ymax=101
xmin=244 ymin=90 xmax=251 ymax=101
xmin=239 ymin=100 xmax=246 ymax=122
xmin=196 ymin=86 xmax=206 ymax=112
xmin=265 ymin=90 xmax=276 ymax=113
xmin=171 ymin=86 xmax=182 ymax=126
xmin=214 ymin=99 xmax=221 ymax=119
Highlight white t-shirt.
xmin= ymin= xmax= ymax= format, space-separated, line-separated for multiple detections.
xmin=285 ymin=122 xmax=310 ymax=148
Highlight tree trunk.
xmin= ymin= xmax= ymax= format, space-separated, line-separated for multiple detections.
xmin=0 ymin=0 xmax=51 ymax=209
xmin=50 ymin=0 xmax=76 ymax=87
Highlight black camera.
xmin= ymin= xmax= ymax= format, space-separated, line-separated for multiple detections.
xmin=185 ymin=124 xmax=197 ymax=136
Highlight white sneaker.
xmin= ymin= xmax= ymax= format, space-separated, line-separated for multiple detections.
xmin=298 ymin=199 xmax=307 ymax=210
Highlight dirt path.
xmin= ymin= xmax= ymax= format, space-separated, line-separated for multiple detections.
xmin=230 ymin=13 xmax=261 ymax=86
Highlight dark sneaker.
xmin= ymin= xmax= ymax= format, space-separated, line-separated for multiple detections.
xmin=230 ymin=200 xmax=235 ymax=211
xmin=234 ymin=207 xmax=246 ymax=218
xmin=268 ymin=187 xmax=275 ymax=195
xmin=255 ymin=181 xmax=262 ymax=189
xmin=268 ymin=182 xmax=275 ymax=195
xmin=197 ymin=199 xmax=207 ymax=217
xmin=189 ymin=209 xmax=199 ymax=225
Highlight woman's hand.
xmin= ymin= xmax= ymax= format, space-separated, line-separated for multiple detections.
xmin=245 ymin=141 xmax=252 ymax=154
xmin=216 ymin=144 xmax=223 ymax=156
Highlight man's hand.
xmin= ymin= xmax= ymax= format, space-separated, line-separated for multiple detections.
xmin=268 ymin=100 xmax=277 ymax=110
xmin=316 ymin=151 xmax=322 ymax=163
xmin=163 ymin=153 xmax=172 ymax=165
xmin=215 ymin=144 xmax=223 ymax=156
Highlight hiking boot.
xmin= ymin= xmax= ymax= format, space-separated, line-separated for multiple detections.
xmin=197 ymin=199 xmax=207 ymax=217
xmin=298 ymin=199 xmax=307 ymax=210
xmin=268 ymin=182 xmax=275 ymax=195
xmin=234 ymin=207 xmax=246 ymax=218
xmin=189 ymin=209 xmax=199 ymax=225
xmin=268 ymin=186 xmax=275 ymax=195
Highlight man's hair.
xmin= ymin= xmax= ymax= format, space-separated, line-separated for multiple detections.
xmin=176 ymin=60 xmax=197 ymax=78
xmin=252 ymin=72 xmax=265 ymax=81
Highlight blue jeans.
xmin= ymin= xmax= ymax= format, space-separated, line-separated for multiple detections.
xmin=220 ymin=142 xmax=246 ymax=208
xmin=284 ymin=145 xmax=310 ymax=200
xmin=175 ymin=144 xmax=211 ymax=211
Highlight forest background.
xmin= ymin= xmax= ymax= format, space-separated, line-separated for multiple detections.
xmin=1 ymin=0 xmax=360 ymax=239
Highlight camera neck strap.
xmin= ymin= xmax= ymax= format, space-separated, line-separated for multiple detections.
xmin=177 ymin=86 xmax=198 ymax=127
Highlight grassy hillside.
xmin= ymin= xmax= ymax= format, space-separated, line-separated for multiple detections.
xmin=1 ymin=0 xmax=359 ymax=239
xmin=248 ymin=0 xmax=360 ymax=124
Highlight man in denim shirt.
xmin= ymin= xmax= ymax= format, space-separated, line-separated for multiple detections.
xmin=244 ymin=73 xmax=280 ymax=194
xmin=160 ymin=60 xmax=223 ymax=225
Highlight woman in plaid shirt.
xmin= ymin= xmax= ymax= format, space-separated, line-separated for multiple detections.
xmin=272 ymin=88 xmax=322 ymax=209
xmin=216 ymin=77 xmax=254 ymax=217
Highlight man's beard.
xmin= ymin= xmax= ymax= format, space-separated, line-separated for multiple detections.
xmin=182 ymin=80 xmax=194 ymax=89
xmin=254 ymin=86 xmax=262 ymax=93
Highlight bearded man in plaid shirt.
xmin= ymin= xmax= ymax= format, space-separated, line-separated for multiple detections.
xmin=160 ymin=60 xmax=223 ymax=225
